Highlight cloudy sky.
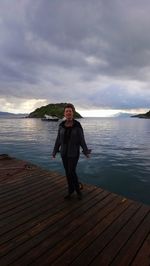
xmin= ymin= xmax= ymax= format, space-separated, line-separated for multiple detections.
xmin=0 ymin=0 xmax=150 ymax=116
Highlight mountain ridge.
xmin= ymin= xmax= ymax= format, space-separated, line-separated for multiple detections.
xmin=0 ymin=111 xmax=27 ymax=117
xmin=131 ymin=110 xmax=150 ymax=118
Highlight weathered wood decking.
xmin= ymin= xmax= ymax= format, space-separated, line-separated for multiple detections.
xmin=0 ymin=155 xmax=150 ymax=266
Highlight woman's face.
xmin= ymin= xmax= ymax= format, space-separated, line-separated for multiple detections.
xmin=64 ymin=107 xmax=74 ymax=120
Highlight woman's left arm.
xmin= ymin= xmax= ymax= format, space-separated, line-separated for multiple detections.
xmin=79 ymin=127 xmax=90 ymax=157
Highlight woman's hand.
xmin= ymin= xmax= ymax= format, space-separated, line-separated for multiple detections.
xmin=86 ymin=149 xmax=92 ymax=158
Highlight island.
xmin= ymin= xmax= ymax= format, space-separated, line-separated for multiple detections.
xmin=28 ymin=103 xmax=82 ymax=119
xmin=131 ymin=110 xmax=150 ymax=119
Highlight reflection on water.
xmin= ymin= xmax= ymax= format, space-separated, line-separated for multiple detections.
xmin=0 ymin=117 xmax=150 ymax=205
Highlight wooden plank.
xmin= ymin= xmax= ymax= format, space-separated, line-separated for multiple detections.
xmin=0 ymin=171 xmax=62 ymax=200
xmin=23 ymin=196 xmax=131 ymax=266
xmin=9 ymin=192 xmax=114 ymax=266
xmin=0 ymin=174 xmax=63 ymax=205
xmin=0 ymin=186 xmax=68 ymax=237
xmin=110 ymin=211 xmax=150 ymax=266
xmin=0 ymin=185 xmax=66 ymax=226
xmin=0 ymin=170 xmax=50 ymax=195
xmin=50 ymin=200 xmax=139 ymax=266
xmin=0 ymin=184 xmax=64 ymax=221
xmin=0 ymin=160 xmax=36 ymax=183
xmin=131 ymin=233 xmax=150 ymax=266
xmin=0 ymin=156 xmax=150 ymax=266
xmin=89 ymin=205 xmax=150 ymax=265
xmin=0 ymin=175 xmax=65 ymax=217
xmin=0 ymin=188 xmax=106 ymax=265
xmin=0 ymin=186 xmax=97 ymax=246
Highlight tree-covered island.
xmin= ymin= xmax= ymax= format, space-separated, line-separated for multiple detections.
xmin=28 ymin=103 xmax=82 ymax=119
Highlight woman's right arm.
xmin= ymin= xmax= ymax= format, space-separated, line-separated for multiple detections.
xmin=52 ymin=127 xmax=61 ymax=158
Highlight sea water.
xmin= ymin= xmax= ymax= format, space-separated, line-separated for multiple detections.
xmin=0 ymin=117 xmax=150 ymax=205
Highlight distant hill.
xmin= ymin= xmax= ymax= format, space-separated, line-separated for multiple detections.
xmin=28 ymin=103 xmax=82 ymax=119
xmin=114 ymin=112 xmax=134 ymax=118
xmin=0 ymin=111 xmax=27 ymax=118
xmin=131 ymin=110 xmax=150 ymax=119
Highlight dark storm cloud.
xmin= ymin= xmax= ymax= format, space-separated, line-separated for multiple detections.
xmin=0 ymin=0 xmax=150 ymax=112
xmin=27 ymin=0 xmax=150 ymax=78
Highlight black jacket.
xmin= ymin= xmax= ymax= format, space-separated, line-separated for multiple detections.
xmin=53 ymin=120 xmax=89 ymax=157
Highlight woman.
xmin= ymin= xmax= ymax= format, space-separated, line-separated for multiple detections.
xmin=52 ymin=103 xmax=90 ymax=200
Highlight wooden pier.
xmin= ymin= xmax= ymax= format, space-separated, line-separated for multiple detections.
xmin=0 ymin=155 xmax=150 ymax=266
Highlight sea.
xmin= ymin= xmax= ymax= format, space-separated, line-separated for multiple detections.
xmin=0 ymin=117 xmax=150 ymax=205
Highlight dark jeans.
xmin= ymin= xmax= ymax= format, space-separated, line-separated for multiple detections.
xmin=62 ymin=156 xmax=80 ymax=194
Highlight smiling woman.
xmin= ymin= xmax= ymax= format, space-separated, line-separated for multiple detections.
xmin=52 ymin=103 xmax=91 ymax=200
